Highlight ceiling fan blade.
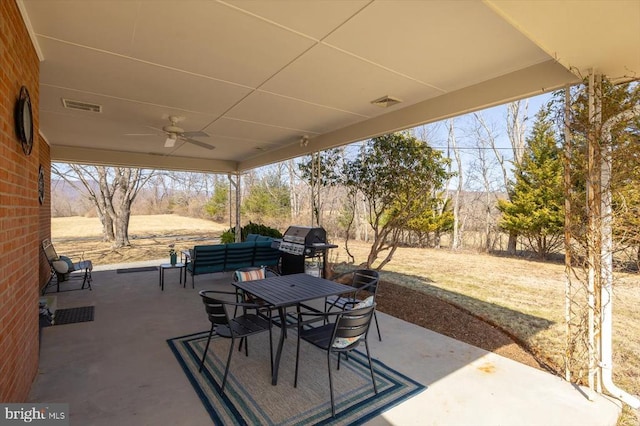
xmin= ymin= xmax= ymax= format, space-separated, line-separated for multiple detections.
xmin=183 ymin=137 xmax=215 ymax=150
xmin=182 ymin=130 xmax=209 ymax=138
xmin=164 ymin=137 xmax=176 ymax=148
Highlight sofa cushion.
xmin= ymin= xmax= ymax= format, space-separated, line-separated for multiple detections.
xmin=253 ymin=240 xmax=280 ymax=267
xmin=188 ymin=245 xmax=226 ymax=274
xmin=225 ymin=242 xmax=256 ymax=270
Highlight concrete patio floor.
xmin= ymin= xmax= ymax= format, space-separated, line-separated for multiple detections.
xmin=29 ymin=260 xmax=621 ymax=425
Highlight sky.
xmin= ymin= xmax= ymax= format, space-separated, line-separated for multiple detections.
xmin=412 ymin=91 xmax=555 ymax=191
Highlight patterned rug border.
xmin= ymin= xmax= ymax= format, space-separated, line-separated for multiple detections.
xmin=167 ymin=330 xmax=426 ymax=425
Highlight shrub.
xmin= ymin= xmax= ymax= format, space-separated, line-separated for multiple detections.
xmin=220 ymin=222 xmax=283 ymax=243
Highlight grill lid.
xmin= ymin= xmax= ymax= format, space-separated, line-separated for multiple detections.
xmin=282 ymin=226 xmax=327 ymax=246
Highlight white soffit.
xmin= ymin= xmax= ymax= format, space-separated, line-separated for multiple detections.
xmin=21 ymin=0 xmax=634 ymax=173
xmin=487 ymin=0 xmax=640 ymax=81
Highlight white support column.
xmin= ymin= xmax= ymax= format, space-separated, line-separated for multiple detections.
xmin=586 ymin=71 xmax=600 ymax=396
xmin=228 ymin=173 xmax=241 ymax=242
xmin=599 ymin=96 xmax=640 ymax=409
xmin=563 ymin=86 xmax=573 ymax=383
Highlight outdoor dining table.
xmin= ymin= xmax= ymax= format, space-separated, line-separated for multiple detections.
xmin=232 ymin=273 xmax=353 ymax=385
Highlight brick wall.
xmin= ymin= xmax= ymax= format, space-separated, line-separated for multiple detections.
xmin=0 ymin=0 xmax=42 ymax=402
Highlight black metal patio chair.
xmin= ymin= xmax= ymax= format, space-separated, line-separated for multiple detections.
xmin=41 ymin=239 xmax=93 ymax=293
xmin=325 ymin=269 xmax=382 ymax=341
xmin=294 ymin=302 xmax=378 ymax=417
xmin=198 ymin=290 xmax=273 ymax=394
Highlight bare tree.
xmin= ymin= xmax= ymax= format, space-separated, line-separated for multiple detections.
xmin=52 ymin=164 xmax=156 ymax=248
xmin=467 ymin=113 xmax=503 ymax=252
xmin=287 ymin=159 xmax=302 ymax=220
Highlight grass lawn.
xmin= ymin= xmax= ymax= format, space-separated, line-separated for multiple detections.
xmin=52 ymin=215 xmax=640 ymax=423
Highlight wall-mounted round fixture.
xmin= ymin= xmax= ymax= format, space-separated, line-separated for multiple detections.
xmin=15 ymin=86 xmax=34 ymax=155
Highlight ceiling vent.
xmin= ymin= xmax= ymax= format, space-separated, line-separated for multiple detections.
xmin=62 ymin=98 xmax=102 ymax=113
xmin=370 ymin=95 xmax=402 ymax=108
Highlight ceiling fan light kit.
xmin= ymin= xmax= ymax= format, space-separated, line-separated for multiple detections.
xmin=164 ymin=135 xmax=177 ymax=148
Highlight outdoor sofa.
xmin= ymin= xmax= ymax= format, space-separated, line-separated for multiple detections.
xmin=186 ymin=234 xmax=281 ymax=286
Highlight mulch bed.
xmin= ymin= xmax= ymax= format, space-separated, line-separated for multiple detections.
xmin=374 ymin=280 xmax=544 ymax=370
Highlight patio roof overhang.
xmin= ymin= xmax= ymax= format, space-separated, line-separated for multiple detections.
xmin=19 ymin=0 xmax=640 ymax=174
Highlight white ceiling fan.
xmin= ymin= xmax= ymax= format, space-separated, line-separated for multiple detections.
xmin=161 ymin=116 xmax=214 ymax=150
xmin=127 ymin=116 xmax=214 ymax=150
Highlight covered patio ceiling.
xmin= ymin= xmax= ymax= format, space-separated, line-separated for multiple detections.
xmin=20 ymin=0 xmax=640 ymax=174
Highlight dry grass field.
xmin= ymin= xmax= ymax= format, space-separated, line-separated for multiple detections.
xmin=52 ymin=215 xmax=640 ymax=424
xmin=52 ymin=214 xmax=228 ymax=264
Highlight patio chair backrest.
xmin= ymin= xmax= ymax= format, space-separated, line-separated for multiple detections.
xmin=200 ymin=293 xmax=231 ymax=329
xmin=352 ymin=269 xmax=379 ymax=297
xmin=42 ymin=239 xmax=59 ymax=262
xmin=333 ymin=304 xmax=375 ymax=342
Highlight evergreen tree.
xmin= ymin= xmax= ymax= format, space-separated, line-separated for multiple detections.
xmin=204 ymin=182 xmax=229 ymax=221
xmin=241 ymin=172 xmax=290 ymax=219
xmin=498 ymin=109 xmax=564 ymax=259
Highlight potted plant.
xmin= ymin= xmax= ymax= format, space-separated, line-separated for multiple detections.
xmin=169 ymin=244 xmax=177 ymax=265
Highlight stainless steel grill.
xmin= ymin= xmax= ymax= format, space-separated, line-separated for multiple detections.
xmin=277 ymin=226 xmax=337 ymax=276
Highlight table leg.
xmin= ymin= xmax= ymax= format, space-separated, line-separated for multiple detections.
xmin=272 ymin=306 xmax=287 ymax=385
xmin=160 ymin=267 xmax=165 ymax=291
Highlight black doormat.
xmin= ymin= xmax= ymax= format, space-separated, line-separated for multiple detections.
xmin=53 ymin=306 xmax=95 ymax=325
xmin=116 ymin=266 xmax=158 ymax=274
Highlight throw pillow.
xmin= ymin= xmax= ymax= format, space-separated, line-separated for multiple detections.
xmin=59 ymin=255 xmax=75 ymax=272
xmin=352 ymin=295 xmax=374 ymax=310
xmin=235 ymin=268 xmax=266 ymax=282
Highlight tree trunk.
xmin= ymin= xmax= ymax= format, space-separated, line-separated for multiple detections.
xmin=98 ymin=207 xmax=115 ymax=241
xmin=113 ymin=208 xmax=131 ymax=248
xmin=507 ymin=232 xmax=517 ymax=255
xmin=449 ymin=119 xmax=463 ymax=250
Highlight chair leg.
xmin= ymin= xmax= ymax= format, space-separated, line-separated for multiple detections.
xmin=220 ymin=337 xmax=235 ymax=394
xmin=294 ymin=328 xmax=301 ymax=388
xmin=364 ymin=340 xmax=378 ymax=394
xmin=374 ymin=311 xmax=382 ymax=341
xmin=199 ymin=324 xmax=215 ymax=372
xmin=328 ymin=351 xmax=336 ymax=417
xmin=82 ymin=269 xmax=92 ymax=291
xmin=268 ymin=324 xmax=274 ymax=378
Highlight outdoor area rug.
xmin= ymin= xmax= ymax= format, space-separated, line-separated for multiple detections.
xmin=53 ymin=306 xmax=94 ymax=325
xmin=168 ymin=330 xmax=426 ymax=425
xmin=116 ymin=266 xmax=158 ymax=274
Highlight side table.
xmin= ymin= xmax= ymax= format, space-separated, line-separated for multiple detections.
xmin=159 ymin=262 xmax=185 ymax=291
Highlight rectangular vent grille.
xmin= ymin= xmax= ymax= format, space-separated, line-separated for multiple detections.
xmin=62 ymin=98 xmax=102 ymax=113
xmin=371 ymin=95 xmax=402 ymax=108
